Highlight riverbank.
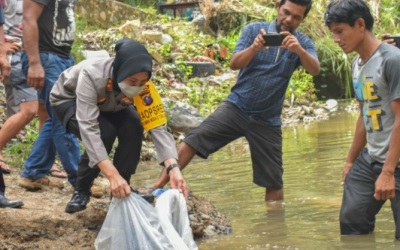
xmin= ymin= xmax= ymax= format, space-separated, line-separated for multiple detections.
xmin=0 ymin=169 xmax=231 ymax=249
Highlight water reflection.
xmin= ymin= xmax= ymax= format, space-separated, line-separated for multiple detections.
xmin=134 ymin=105 xmax=400 ymax=250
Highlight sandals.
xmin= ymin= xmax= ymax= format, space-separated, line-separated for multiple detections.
xmin=48 ymin=165 xmax=67 ymax=179
xmin=0 ymin=160 xmax=11 ymax=174
xmin=137 ymin=185 xmax=156 ymax=195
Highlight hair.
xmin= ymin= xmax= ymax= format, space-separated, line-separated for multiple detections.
xmin=324 ymin=0 xmax=374 ymax=30
xmin=280 ymin=0 xmax=313 ymax=17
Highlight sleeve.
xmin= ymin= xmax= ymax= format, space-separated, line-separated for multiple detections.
xmin=301 ymin=35 xmax=319 ymax=61
xmin=75 ymin=69 xmax=109 ymax=167
xmin=149 ymin=124 xmax=178 ymax=165
xmin=232 ymin=23 xmax=258 ymax=54
xmin=383 ymin=53 xmax=400 ymax=101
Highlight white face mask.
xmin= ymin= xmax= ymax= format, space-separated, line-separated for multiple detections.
xmin=118 ymin=81 xmax=145 ymax=98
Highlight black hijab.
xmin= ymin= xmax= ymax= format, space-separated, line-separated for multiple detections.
xmin=112 ymin=38 xmax=153 ymax=90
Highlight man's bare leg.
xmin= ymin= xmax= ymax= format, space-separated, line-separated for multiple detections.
xmin=266 ymin=188 xmax=284 ymax=201
xmin=143 ymin=142 xmax=197 ymax=191
xmin=0 ymin=101 xmax=38 ymax=160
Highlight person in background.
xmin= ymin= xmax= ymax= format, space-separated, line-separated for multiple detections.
xmin=50 ymin=38 xmax=186 ymax=213
xmin=381 ymin=33 xmax=399 ymax=48
xmin=17 ymin=0 xmax=80 ymax=190
xmin=0 ymin=0 xmax=67 ymax=179
xmin=141 ymin=0 xmax=320 ymax=202
xmin=0 ymin=3 xmax=22 ymax=208
xmin=324 ymin=0 xmax=400 ymax=239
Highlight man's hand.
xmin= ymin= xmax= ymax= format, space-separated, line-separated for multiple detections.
xmin=5 ymin=41 xmax=21 ymax=54
xmin=27 ymin=62 xmax=45 ymax=89
xmin=250 ymin=29 xmax=268 ymax=52
xmin=374 ymin=170 xmax=396 ymax=200
xmin=280 ymin=31 xmax=302 ymax=54
xmin=0 ymin=55 xmax=11 ymax=81
xmin=341 ymin=162 xmax=353 ymax=185
xmin=168 ymin=166 xmax=188 ymax=200
xmin=381 ymin=33 xmax=395 ymax=45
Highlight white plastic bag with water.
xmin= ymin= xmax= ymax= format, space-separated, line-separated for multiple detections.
xmin=94 ymin=189 xmax=198 ymax=250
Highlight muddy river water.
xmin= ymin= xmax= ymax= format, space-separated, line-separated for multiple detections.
xmin=135 ymin=103 xmax=400 ymax=250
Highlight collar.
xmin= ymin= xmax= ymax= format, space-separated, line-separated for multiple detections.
xmin=268 ymin=19 xmax=298 ymax=36
xmin=98 ymin=78 xmax=133 ymax=106
xmin=267 ymin=19 xmax=279 ymax=33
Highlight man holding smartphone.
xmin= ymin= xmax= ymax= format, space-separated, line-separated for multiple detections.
xmin=145 ymin=0 xmax=320 ymax=203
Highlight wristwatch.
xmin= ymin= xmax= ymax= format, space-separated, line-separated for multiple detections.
xmin=166 ymin=163 xmax=180 ymax=175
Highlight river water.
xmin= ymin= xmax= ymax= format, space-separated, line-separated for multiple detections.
xmin=135 ymin=103 xmax=400 ymax=250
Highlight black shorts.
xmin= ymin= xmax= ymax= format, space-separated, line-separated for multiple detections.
xmin=184 ymin=101 xmax=283 ymax=189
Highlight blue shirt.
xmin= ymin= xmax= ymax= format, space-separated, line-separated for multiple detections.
xmin=226 ymin=20 xmax=318 ymax=126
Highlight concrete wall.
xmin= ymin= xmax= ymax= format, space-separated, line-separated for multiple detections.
xmin=76 ymin=0 xmax=152 ymax=28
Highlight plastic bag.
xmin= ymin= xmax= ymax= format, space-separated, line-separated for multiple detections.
xmin=94 ymin=189 xmax=198 ymax=250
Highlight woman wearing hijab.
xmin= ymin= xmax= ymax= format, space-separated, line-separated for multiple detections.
xmin=50 ymin=38 xmax=187 ymax=214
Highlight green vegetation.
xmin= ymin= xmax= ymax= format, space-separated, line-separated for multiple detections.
xmin=4 ymin=0 xmax=400 ymax=167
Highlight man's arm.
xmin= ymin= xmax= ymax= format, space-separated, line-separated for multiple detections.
xmin=280 ymin=31 xmax=320 ymax=76
xmin=5 ymin=41 xmax=22 ymax=54
xmin=0 ymin=26 xmax=10 ymax=81
xmin=23 ymin=0 xmax=45 ymax=89
xmin=342 ymin=102 xmax=367 ymax=184
xmin=229 ymin=29 xmax=267 ymax=70
xmin=374 ymin=99 xmax=400 ymax=200
xmin=150 ymin=125 xmax=188 ymax=199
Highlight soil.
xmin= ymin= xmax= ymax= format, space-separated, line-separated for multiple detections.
xmin=0 ymin=170 xmax=230 ymax=250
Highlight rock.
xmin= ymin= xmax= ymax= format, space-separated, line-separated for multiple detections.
xmin=149 ymin=49 xmax=164 ymax=64
xmin=164 ymin=99 xmax=204 ymax=133
xmin=204 ymin=225 xmax=218 ymax=237
xmin=81 ymin=50 xmax=110 ymax=60
xmin=118 ymin=20 xmax=141 ymax=39
xmin=161 ymin=33 xmax=173 ymax=45
xmin=192 ymin=14 xmax=205 ymax=30
xmin=142 ymin=30 xmax=163 ymax=43
xmin=187 ymin=193 xmax=231 ymax=238
xmin=324 ymin=99 xmax=338 ymax=112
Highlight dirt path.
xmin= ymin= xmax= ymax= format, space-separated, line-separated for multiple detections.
xmin=0 ymin=170 xmax=231 ymax=250
xmin=0 ymin=172 xmax=108 ymax=250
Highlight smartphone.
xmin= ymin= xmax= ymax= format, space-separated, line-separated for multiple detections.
xmin=385 ymin=35 xmax=400 ymax=49
xmin=263 ymin=33 xmax=286 ymax=46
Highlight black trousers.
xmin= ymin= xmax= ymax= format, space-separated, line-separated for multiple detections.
xmin=53 ymin=102 xmax=143 ymax=192
xmin=340 ymin=148 xmax=400 ymax=239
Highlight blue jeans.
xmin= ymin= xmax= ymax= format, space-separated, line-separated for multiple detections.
xmin=20 ymin=53 xmax=80 ymax=186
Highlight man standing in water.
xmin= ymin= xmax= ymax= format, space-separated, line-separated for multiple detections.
xmin=144 ymin=0 xmax=320 ymax=202
xmin=325 ymin=0 xmax=400 ymax=239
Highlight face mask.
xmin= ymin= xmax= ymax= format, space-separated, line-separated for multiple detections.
xmin=118 ymin=81 xmax=145 ymax=98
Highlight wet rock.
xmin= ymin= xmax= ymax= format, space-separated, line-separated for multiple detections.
xmin=204 ymin=225 xmax=218 ymax=237
xmin=187 ymin=193 xmax=231 ymax=238
xmin=324 ymin=99 xmax=338 ymax=112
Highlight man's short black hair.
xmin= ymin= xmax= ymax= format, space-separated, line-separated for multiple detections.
xmin=281 ymin=0 xmax=313 ymax=17
xmin=324 ymin=0 xmax=374 ymax=30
